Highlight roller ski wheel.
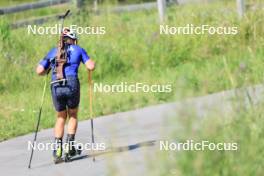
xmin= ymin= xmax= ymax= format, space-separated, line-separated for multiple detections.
xmin=54 ymin=157 xmax=64 ymax=164
xmin=64 ymin=144 xmax=82 ymax=163
xmin=64 ymin=153 xmax=71 ymax=163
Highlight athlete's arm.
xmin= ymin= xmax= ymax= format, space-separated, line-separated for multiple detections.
xmin=81 ymin=48 xmax=95 ymax=71
xmin=36 ymin=48 xmax=56 ymax=76
xmin=36 ymin=65 xmax=47 ymax=75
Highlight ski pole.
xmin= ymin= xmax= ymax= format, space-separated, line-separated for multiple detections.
xmin=28 ymin=10 xmax=71 ymax=169
xmin=89 ymin=70 xmax=95 ymax=162
xmin=28 ymin=74 xmax=48 ymax=169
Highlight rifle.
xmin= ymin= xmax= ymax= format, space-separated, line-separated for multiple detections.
xmin=55 ymin=10 xmax=70 ymax=80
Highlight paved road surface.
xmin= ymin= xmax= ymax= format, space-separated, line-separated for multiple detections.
xmin=0 ymin=85 xmax=263 ymax=176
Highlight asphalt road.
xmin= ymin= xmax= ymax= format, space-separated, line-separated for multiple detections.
xmin=0 ymin=84 xmax=263 ymax=176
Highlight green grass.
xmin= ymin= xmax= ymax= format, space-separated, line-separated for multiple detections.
xmin=148 ymin=97 xmax=264 ymax=176
xmin=0 ymin=1 xmax=263 ymax=142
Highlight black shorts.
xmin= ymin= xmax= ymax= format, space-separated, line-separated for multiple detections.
xmin=51 ymin=77 xmax=80 ymax=112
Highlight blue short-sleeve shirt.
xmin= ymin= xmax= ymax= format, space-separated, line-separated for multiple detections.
xmin=39 ymin=44 xmax=90 ymax=80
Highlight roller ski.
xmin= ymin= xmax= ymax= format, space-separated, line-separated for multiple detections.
xmin=53 ymin=138 xmax=64 ymax=164
xmin=53 ymin=135 xmax=82 ymax=164
xmin=64 ymin=142 xmax=82 ymax=162
xmin=53 ymin=145 xmax=82 ymax=164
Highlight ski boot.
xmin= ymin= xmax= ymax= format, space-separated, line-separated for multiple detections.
xmin=53 ymin=138 xmax=63 ymax=164
xmin=64 ymin=134 xmax=82 ymax=162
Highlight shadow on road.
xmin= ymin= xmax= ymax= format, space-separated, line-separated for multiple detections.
xmin=70 ymin=140 xmax=157 ymax=162
xmin=32 ymin=140 xmax=157 ymax=169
